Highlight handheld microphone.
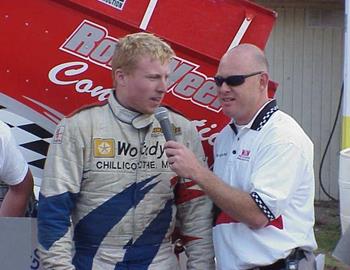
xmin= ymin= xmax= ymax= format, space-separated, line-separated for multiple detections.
xmin=154 ymin=107 xmax=176 ymax=141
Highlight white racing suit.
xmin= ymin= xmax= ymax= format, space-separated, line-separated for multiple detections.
xmin=37 ymin=94 xmax=214 ymax=270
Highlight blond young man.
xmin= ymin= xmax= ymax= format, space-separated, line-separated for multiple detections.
xmin=38 ymin=32 xmax=214 ymax=270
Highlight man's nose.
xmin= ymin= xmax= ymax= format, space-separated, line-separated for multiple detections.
xmin=217 ymin=83 xmax=231 ymax=95
xmin=158 ymin=78 xmax=168 ymax=92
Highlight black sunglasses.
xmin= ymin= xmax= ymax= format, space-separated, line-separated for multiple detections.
xmin=214 ymin=71 xmax=264 ymax=87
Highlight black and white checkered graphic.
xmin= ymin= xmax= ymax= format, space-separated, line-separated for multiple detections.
xmin=250 ymin=192 xmax=275 ymax=221
xmin=256 ymin=105 xmax=278 ymax=131
xmin=0 ymin=107 xmax=52 ymax=182
xmin=250 ymin=99 xmax=279 ymax=131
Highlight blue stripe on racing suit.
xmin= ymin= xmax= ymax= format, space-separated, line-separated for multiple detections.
xmin=114 ymin=199 xmax=173 ymax=270
xmin=38 ymin=192 xmax=79 ymax=250
xmin=72 ymin=175 xmax=160 ymax=269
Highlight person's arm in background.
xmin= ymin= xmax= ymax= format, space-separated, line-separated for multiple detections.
xmin=0 ymin=169 xmax=34 ymax=217
xmin=0 ymin=120 xmax=34 ymax=217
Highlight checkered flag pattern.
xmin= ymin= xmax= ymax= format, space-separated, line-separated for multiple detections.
xmin=256 ymin=105 xmax=278 ymax=131
xmin=250 ymin=192 xmax=276 ymax=221
xmin=0 ymin=106 xmax=52 ymax=184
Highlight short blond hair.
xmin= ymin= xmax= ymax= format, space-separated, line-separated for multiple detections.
xmin=112 ymin=32 xmax=175 ymax=80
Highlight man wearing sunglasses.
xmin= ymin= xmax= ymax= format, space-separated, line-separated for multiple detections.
xmin=165 ymin=44 xmax=317 ymax=269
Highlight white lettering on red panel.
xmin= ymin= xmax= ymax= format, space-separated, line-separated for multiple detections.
xmin=47 ymin=61 xmax=219 ymax=145
xmin=59 ymin=20 xmax=221 ymax=112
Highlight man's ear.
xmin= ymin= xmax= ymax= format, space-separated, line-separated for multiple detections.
xmin=114 ymin=68 xmax=127 ymax=87
xmin=259 ymin=72 xmax=269 ymax=91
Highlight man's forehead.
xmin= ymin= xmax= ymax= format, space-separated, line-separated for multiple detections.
xmin=131 ymin=56 xmax=170 ymax=74
xmin=218 ymin=55 xmax=244 ymax=73
xmin=136 ymin=55 xmax=169 ymax=66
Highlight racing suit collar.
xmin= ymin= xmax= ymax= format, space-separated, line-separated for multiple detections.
xmin=108 ymin=92 xmax=154 ymax=129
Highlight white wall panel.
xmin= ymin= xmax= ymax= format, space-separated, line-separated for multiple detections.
xmin=255 ymin=1 xmax=344 ymax=200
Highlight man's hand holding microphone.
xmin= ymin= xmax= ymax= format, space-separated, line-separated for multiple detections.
xmin=154 ymin=106 xmax=206 ymax=181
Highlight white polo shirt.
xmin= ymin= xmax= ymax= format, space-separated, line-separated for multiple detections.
xmin=0 ymin=120 xmax=28 ymax=185
xmin=213 ymin=100 xmax=317 ymax=270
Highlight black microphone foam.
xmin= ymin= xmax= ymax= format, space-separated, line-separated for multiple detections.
xmin=154 ymin=107 xmax=175 ymax=141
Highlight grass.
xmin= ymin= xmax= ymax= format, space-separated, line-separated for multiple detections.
xmin=314 ymin=201 xmax=349 ymax=270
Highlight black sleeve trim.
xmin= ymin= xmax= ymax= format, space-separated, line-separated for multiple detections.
xmin=250 ymin=192 xmax=275 ymax=221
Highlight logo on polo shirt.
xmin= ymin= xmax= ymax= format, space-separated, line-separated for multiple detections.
xmin=237 ymin=149 xmax=251 ymax=161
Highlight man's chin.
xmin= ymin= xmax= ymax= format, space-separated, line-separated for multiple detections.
xmin=222 ymin=107 xmax=235 ymax=118
xmin=143 ymin=107 xmax=158 ymax=115
xmin=148 ymin=104 xmax=162 ymax=114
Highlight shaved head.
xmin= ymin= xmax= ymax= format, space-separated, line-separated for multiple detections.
xmin=221 ymin=44 xmax=268 ymax=74
xmin=216 ymin=43 xmax=270 ymax=124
